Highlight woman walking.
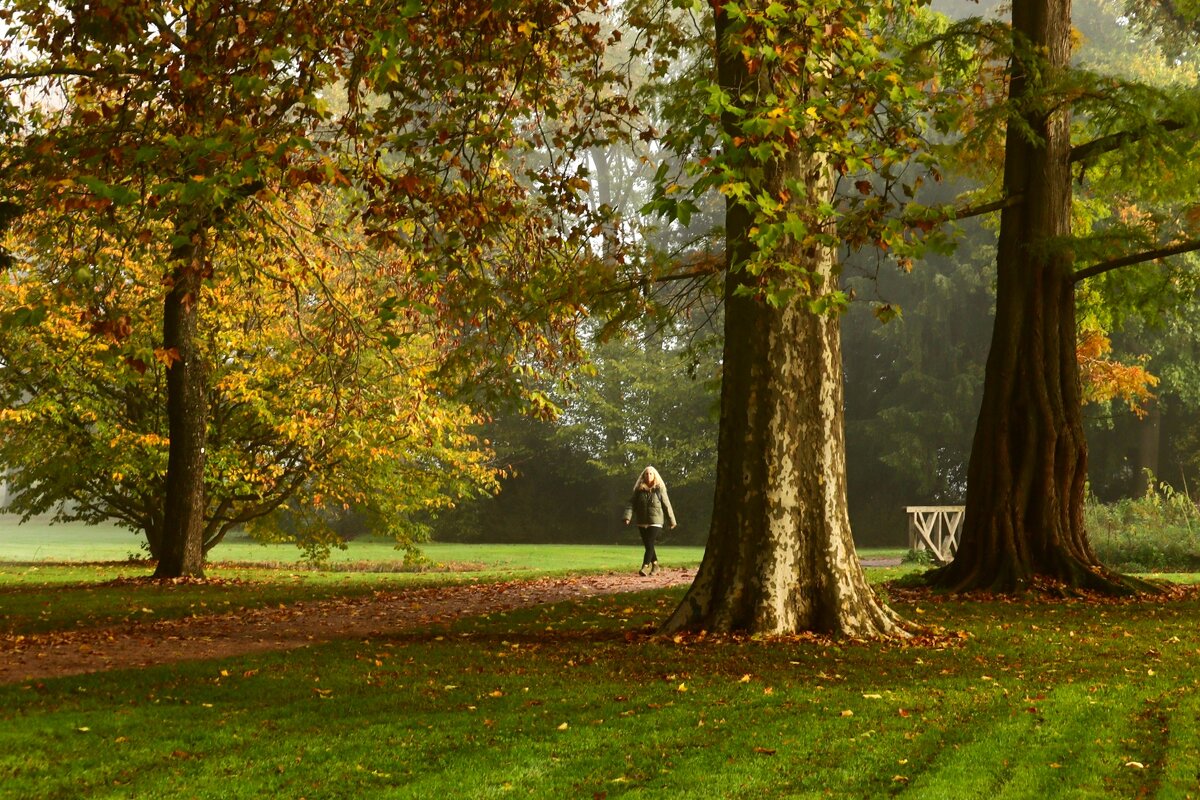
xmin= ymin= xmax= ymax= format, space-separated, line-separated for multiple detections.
xmin=623 ymin=466 xmax=677 ymax=576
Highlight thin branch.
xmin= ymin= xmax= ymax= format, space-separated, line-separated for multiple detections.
xmin=0 ymin=68 xmax=100 ymax=81
xmin=1072 ymin=239 xmax=1200 ymax=284
xmin=1070 ymin=120 xmax=1187 ymax=164
xmin=946 ymin=194 xmax=1023 ymax=221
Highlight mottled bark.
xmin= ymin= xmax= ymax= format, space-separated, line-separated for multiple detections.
xmin=663 ymin=4 xmax=907 ymax=637
xmin=930 ymin=0 xmax=1145 ymax=594
xmin=153 ymin=241 xmax=209 ymax=579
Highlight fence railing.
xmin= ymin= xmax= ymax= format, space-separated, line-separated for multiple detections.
xmin=905 ymin=506 xmax=964 ymax=565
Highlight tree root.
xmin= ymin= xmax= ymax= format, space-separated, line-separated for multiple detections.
xmin=919 ymin=553 xmax=1167 ymax=598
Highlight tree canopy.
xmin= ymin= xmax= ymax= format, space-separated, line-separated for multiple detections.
xmin=0 ymin=0 xmax=634 ymax=575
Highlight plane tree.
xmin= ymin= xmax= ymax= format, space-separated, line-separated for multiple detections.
xmin=620 ymin=0 xmax=955 ymax=636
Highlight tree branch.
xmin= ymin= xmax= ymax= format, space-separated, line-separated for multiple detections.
xmin=1070 ymin=120 xmax=1187 ymax=164
xmin=0 ymin=68 xmax=103 ymax=81
xmin=946 ymin=195 xmax=1024 ymax=221
xmin=1073 ymin=239 xmax=1200 ymax=284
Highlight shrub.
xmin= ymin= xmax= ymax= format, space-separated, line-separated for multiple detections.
xmin=1087 ymin=479 xmax=1200 ymax=573
xmin=901 ymin=548 xmax=936 ymax=566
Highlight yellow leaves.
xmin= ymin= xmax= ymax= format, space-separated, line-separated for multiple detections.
xmin=1077 ymin=329 xmax=1158 ymax=416
xmin=516 ymin=20 xmax=539 ymax=36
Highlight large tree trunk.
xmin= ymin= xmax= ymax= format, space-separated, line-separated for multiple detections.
xmin=663 ymin=4 xmax=906 ymax=637
xmin=931 ymin=0 xmax=1139 ymax=593
xmin=154 ymin=242 xmax=209 ymax=579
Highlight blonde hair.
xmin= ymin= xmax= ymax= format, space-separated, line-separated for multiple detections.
xmin=634 ymin=466 xmax=665 ymax=492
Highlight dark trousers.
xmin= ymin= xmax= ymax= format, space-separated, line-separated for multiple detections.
xmin=639 ymin=525 xmax=661 ymax=566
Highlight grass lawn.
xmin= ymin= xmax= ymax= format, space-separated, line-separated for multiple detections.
xmin=0 ymin=517 xmax=712 ymax=569
xmin=3 ymin=584 xmax=1200 ymax=798
xmin=0 ymin=518 xmax=905 ymax=569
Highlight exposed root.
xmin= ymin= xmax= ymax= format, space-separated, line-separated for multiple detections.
xmin=887 ymin=575 xmax=1195 ymax=606
xmin=920 ymin=551 xmax=1168 ymax=598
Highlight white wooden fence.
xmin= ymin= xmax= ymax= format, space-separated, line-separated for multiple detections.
xmin=905 ymin=506 xmax=964 ymax=565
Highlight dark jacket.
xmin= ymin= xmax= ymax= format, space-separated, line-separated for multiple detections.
xmin=624 ymin=484 xmax=676 ymax=528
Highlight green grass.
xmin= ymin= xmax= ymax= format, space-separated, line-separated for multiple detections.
xmin=0 ymin=518 xmax=904 ymax=569
xmin=3 ymin=586 xmax=1199 ymax=798
xmin=0 ymin=517 xmax=718 ymax=571
xmin=0 ymin=518 xmax=712 ymax=569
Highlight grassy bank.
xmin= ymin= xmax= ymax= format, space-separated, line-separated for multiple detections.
xmin=3 ymin=584 xmax=1198 ymax=798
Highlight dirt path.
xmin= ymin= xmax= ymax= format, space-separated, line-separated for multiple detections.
xmin=0 ymin=569 xmax=693 ymax=686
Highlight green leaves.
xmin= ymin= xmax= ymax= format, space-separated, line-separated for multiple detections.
xmin=637 ymin=0 xmax=957 ymax=314
xmin=0 ymin=304 xmax=48 ymax=329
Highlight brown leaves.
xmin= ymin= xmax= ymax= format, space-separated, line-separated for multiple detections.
xmin=152 ymin=347 xmax=182 ymax=367
xmin=1 ymin=572 xmax=694 ymax=684
xmin=87 ymin=315 xmax=133 ymax=342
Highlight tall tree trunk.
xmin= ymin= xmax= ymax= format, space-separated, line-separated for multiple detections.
xmin=1135 ymin=398 xmax=1161 ymax=496
xmin=154 ymin=241 xmax=208 ymax=578
xmin=663 ymin=4 xmax=906 ymax=637
xmin=931 ymin=0 xmax=1140 ymax=593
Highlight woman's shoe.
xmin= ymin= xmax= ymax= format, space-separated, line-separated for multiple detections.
xmin=638 ymin=566 xmax=648 ymax=577
xmin=650 ymin=561 xmax=659 ymax=575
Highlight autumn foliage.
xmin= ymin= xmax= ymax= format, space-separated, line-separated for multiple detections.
xmin=1076 ymin=328 xmax=1158 ymax=417
xmin=0 ymin=0 xmax=634 ymax=573
xmin=0 ymin=192 xmax=500 ymax=560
